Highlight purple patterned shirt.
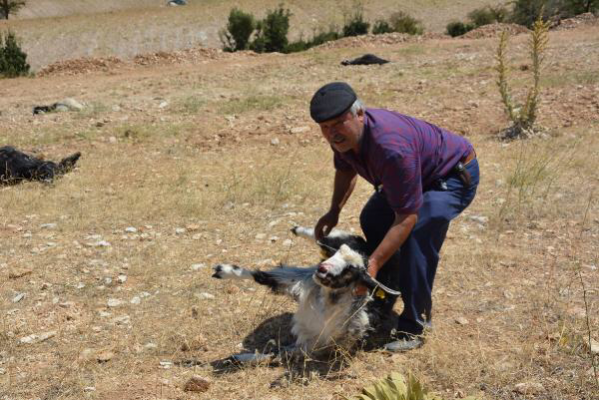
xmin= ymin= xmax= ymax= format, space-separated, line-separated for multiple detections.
xmin=333 ymin=109 xmax=473 ymax=214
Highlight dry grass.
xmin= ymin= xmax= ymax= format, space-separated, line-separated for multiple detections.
xmin=1 ymin=15 xmax=598 ymax=400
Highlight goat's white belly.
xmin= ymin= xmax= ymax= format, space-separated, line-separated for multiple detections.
xmin=292 ymin=294 xmax=368 ymax=351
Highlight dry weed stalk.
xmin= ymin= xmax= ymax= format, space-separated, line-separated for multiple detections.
xmin=495 ymin=13 xmax=550 ymax=139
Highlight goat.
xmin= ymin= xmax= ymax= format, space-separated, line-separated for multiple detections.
xmin=212 ymin=226 xmax=400 ymax=361
xmin=0 ymin=146 xmax=81 ymax=185
xmin=341 ymin=54 xmax=390 ymax=66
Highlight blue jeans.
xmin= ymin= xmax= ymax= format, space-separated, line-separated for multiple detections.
xmin=360 ymin=159 xmax=480 ymax=335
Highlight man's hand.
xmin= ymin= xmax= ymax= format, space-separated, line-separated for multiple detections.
xmin=314 ymin=209 xmax=340 ymax=241
xmin=354 ymin=259 xmax=381 ymax=297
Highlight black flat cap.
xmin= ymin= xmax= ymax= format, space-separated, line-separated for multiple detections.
xmin=310 ymin=82 xmax=357 ymax=123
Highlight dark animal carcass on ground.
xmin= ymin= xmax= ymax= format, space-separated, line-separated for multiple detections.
xmin=341 ymin=54 xmax=390 ymax=66
xmin=0 ymin=146 xmax=81 ymax=185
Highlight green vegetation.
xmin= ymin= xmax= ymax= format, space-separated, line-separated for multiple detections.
xmin=446 ymin=5 xmax=508 ymax=37
xmin=219 ymin=8 xmax=256 ymax=52
xmin=495 ymin=13 xmax=550 ymax=139
xmin=0 ymin=30 xmax=30 ymax=78
xmin=0 ymin=0 xmax=25 ymax=20
xmin=250 ymin=5 xmax=292 ymax=53
xmin=344 ymin=372 xmax=477 ymax=400
xmin=342 ymin=7 xmax=370 ymax=37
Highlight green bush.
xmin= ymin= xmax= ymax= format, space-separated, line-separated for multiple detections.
xmin=389 ymin=11 xmax=424 ymax=35
xmin=446 ymin=21 xmax=475 ymax=37
xmin=372 ymin=20 xmax=394 ymax=34
xmin=250 ymin=4 xmax=291 ymax=53
xmin=342 ymin=10 xmax=370 ymax=37
xmin=510 ymin=0 xmax=556 ymax=27
xmin=468 ymin=5 xmax=509 ymax=27
xmin=219 ymin=8 xmax=255 ymax=52
xmin=285 ymin=28 xmax=341 ymax=53
xmin=0 ymin=30 xmax=30 ymax=78
xmin=560 ymin=0 xmax=599 ymax=17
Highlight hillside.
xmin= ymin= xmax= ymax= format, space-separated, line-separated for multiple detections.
xmin=1 ymin=0 xmax=508 ymax=70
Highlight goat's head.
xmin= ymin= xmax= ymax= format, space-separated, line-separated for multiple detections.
xmin=313 ymin=244 xmax=402 ymax=297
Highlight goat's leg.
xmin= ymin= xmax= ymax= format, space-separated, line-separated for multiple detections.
xmin=212 ymin=264 xmax=313 ymax=298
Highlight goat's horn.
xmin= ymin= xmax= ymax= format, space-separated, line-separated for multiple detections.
xmin=359 ymin=271 xmax=402 ymax=296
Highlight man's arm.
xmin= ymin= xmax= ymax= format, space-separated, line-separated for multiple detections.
xmin=314 ymin=168 xmax=358 ymax=240
xmin=367 ymin=212 xmax=417 ymax=278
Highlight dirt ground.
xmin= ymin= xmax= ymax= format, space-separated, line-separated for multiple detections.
xmin=1 ymin=9 xmax=599 ymax=400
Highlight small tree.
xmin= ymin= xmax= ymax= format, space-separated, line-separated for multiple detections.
xmin=0 ymin=30 xmax=30 ymax=78
xmin=372 ymin=20 xmax=393 ymax=34
xmin=446 ymin=21 xmax=475 ymax=37
xmin=251 ymin=4 xmax=291 ymax=53
xmin=389 ymin=11 xmax=424 ymax=35
xmin=468 ymin=5 xmax=509 ymax=27
xmin=495 ymin=13 xmax=550 ymax=139
xmin=0 ymin=0 xmax=25 ymax=20
xmin=219 ymin=8 xmax=255 ymax=52
xmin=342 ymin=9 xmax=370 ymax=37
xmin=509 ymin=0 xmax=560 ymax=27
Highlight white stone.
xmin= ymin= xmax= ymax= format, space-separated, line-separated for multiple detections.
xmin=290 ymin=126 xmax=310 ymax=134
xmin=117 ymin=275 xmax=127 ymax=284
xmin=19 ymin=334 xmax=38 ymax=344
xmin=40 ymin=223 xmax=57 ymax=229
xmin=13 ymin=293 xmax=25 ymax=303
xmin=39 ymin=331 xmax=56 ymax=342
xmin=191 ymin=263 xmax=206 ymax=271
xmin=175 ymin=228 xmax=186 ymax=235
xmin=125 ymin=227 xmax=137 ymax=233
xmin=107 ymin=298 xmax=123 ymax=307
xmin=195 ymin=292 xmax=215 ymax=300
xmin=270 ymin=138 xmax=280 ymax=146
xmin=282 ymin=239 xmax=293 ymax=247
xmin=130 ymin=296 xmax=141 ymax=305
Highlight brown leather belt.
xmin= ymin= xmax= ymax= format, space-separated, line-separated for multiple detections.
xmin=454 ymin=149 xmax=476 ymax=187
xmin=461 ymin=149 xmax=477 ymax=166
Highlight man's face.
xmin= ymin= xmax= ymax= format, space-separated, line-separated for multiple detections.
xmin=318 ymin=109 xmax=364 ymax=153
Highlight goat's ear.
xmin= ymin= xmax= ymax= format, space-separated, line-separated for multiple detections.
xmin=359 ymin=271 xmax=402 ymax=296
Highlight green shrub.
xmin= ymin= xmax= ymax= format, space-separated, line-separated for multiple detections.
xmin=446 ymin=21 xmax=475 ymax=37
xmin=0 ymin=30 xmax=30 ymax=78
xmin=468 ymin=5 xmax=509 ymax=27
xmin=372 ymin=20 xmax=394 ymax=34
xmin=560 ymin=0 xmax=599 ymax=16
xmin=389 ymin=11 xmax=424 ymax=35
xmin=509 ymin=0 xmax=557 ymax=27
xmin=250 ymin=4 xmax=291 ymax=53
xmin=285 ymin=28 xmax=341 ymax=53
xmin=219 ymin=8 xmax=256 ymax=52
xmin=342 ymin=10 xmax=370 ymax=37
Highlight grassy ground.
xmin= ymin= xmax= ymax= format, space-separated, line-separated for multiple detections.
xmin=0 ymin=15 xmax=598 ymax=400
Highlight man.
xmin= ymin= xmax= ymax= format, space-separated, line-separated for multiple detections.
xmin=311 ymin=82 xmax=479 ymax=352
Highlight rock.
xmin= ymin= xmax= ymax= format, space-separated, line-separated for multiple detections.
xmin=96 ymin=351 xmax=114 ymax=363
xmin=586 ymin=339 xmax=599 ymax=355
xmin=195 ymin=292 xmax=215 ymax=300
xmin=289 ymin=126 xmax=310 ymax=134
xmin=130 ymin=296 xmax=141 ymax=305
xmin=175 ymin=228 xmax=186 ymax=235
xmin=83 ymin=387 xmax=96 ymax=392
xmin=184 ymin=375 xmax=211 ymax=392
xmin=282 ymin=239 xmax=293 ymax=247
xmin=40 ymin=223 xmax=57 ymax=229
xmin=117 ymin=274 xmax=127 ymax=284
xmin=158 ymin=101 xmax=169 ymax=109
xmin=13 ymin=293 xmax=26 ymax=303
xmin=514 ymin=382 xmax=544 ymax=395
xmin=255 ymin=233 xmax=266 ymax=240
xmin=125 ymin=227 xmax=137 ymax=233
xmin=108 ymin=136 xmax=118 ymax=144
xmin=270 ymin=138 xmax=280 ymax=146
xmin=186 ymin=224 xmax=201 ymax=231
xmin=39 ymin=331 xmax=57 ymax=342
xmin=455 ymin=316 xmax=469 ymax=325
xmin=107 ymin=298 xmax=123 ymax=307
xmin=19 ymin=334 xmax=38 ymax=344
xmin=191 ymin=263 xmax=206 ymax=271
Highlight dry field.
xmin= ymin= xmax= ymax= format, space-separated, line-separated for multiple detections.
xmin=1 ymin=0 xmax=507 ymax=70
xmin=1 ymin=6 xmax=599 ymax=400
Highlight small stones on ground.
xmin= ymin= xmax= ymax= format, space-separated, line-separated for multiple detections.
xmin=117 ymin=274 xmax=127 ymax=284
xmin=282 ymin=239 xmax=293 ymax=247
xmin=13 ymin=293 xmax=26 ymax=303
xmin=289 ymin=126 xmax=310 ymax=134
xmin=38 ymin=331 xmax=57 ymax=342
xmin=175 ymin=227 xmax=186 ymax=235
xmin=270 ymin=138 xmax=280 ymax=146
xmin=191 ymin=263 xmax=206 ymax=271
xmin=184 ymin=375 xmax=211 ymax=392
xmin=19 ymin=334 xmax=38 ymax=344
xmin=514 ymin=382 xmax=544 ymax=395
xmin=455 ymin=316 xmax=469 ymax=325
xmin=255 ymin=233 xmax=266 ymax=240
xmin=159 ymin=360 xmax=173 ymax=369
xmin=40 ymin=223 xmax=57 ymax=229
xmin=195 ymin=292 xmax=215 ymax=300
xmin=125 ymin=227 xmax=138 ymax=233
xmin=130 ymin=296 xmax=141 ymax=305
xmin=107 ymin=298 xmax=123 ymax=307
xmin=83 ymin=387 xmax=96 ymax=393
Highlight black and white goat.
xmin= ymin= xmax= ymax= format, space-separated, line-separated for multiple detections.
xmin=212 ymin=226 xmax=400 ymax=359
xmin=0 ymin=146 xmax=81 ymax=185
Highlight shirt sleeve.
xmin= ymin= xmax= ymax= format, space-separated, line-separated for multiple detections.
xmin=333 ymin=151 xmax=354 ymax=171
xmin=380 ymin=152 xmax=423 ymax=214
